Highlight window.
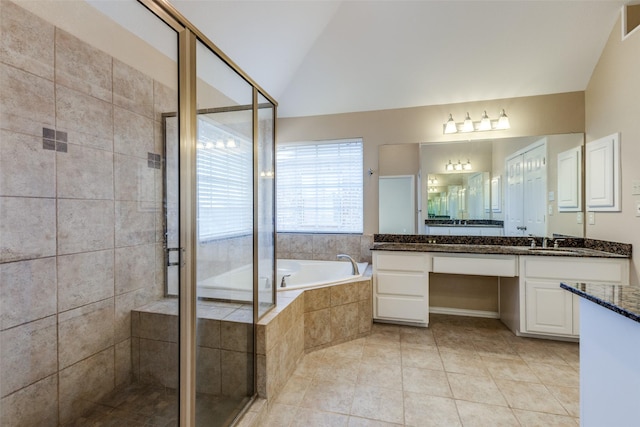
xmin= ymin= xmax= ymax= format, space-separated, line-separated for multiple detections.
xmin=197 ymin=117 xmax=253 ymax=241
xmin=277 ymin=138 xmax=363 ymax=233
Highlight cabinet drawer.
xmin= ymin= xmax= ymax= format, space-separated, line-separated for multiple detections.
xmin=375 ymin=252 xmax=428 ymax=272
xmin=376 ymin=272 xmax=426 ymax=296
xmin=375 ymin=295 xmax=427 ymax=323
xmin=523 ymin=257 xmax=627 ymax=283
xmin=432 ymin=255 xmax=517 ymax=277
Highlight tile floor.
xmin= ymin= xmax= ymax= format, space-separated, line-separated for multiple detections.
xmin=259 ymin=314 xmax=579 ymax=426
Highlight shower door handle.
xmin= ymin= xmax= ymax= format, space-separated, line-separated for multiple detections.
xmin=166 ymin=247 xmax=182 ymax=267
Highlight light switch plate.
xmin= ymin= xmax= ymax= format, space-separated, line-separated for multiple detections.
xmin=548 ymin=204 xmax=553 ymax=215
xmin=636 ymin=201 xmax=640 ymax=217
xmin=577 ymin=212 xmax=583 ymax=224
xmin=633 ymin=180 xmax=640 ymax=195
xmin=588 ymin=212 xmax=595 ymax=225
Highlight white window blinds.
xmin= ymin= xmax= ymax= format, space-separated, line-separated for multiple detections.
xmin=197 ymin=118 xmax=253 ymax=241
xmin=276 ymin=138 xmax=363 ymax=233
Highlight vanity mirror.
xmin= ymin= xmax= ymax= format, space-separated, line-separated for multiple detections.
xmin=378 ymin=133 xmax=585 ymax=238
xmin=421 ymin=133 xmax=585 ymax=237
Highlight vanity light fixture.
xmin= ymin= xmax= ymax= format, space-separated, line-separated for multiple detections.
xmin=445 ymin=159 xmax=472 ymax=172
xmin=442 ymin=109 xmax=511 ymax=134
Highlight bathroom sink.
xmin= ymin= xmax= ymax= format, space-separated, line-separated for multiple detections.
xmin=527 ymin=247 xmax=579 ymax=255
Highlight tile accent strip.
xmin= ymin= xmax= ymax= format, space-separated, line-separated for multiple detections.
xmin=147 ymin=152 xmax=161 ymax=169
xmin=42 ymin=127 xmax=68 ymax=153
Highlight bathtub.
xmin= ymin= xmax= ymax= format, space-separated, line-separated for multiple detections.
xmin=197 ymin=258 xmax=369 ymax=300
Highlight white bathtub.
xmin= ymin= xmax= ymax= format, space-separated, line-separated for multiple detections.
xmin=197 ymin=258 xmax=369 ymax=300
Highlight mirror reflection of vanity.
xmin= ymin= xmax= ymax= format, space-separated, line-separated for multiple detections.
xmin=379 ymin=133 xmax=586 ymax=238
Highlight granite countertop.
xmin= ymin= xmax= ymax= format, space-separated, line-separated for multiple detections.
xmin=561 ymin=282 xmax=640 ymax=323
xmin=371 ymin=242 xmax=628 ymax=258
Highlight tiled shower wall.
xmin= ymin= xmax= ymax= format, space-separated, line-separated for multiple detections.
xmin=0 ymin=2 xmax=174 ymax=425
xmin=276 ymin=233 xmax=374 ymax=263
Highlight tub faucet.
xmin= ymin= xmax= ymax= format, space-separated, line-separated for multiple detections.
xmin=280 ymin=274 xmax=291 ymax=288
xmin=337 ymin=254 xmax=359 ymax=275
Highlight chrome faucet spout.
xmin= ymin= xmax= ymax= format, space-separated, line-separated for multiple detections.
xmin=280 ymin=274 xmax=291 ymax=288
xmin=337 ymin=254 xmax=359 ymax=275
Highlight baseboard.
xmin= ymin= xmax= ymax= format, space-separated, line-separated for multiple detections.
xmin=429 ymin=306 xmax=500 ymax=319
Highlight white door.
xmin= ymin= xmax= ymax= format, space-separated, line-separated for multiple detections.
xmin=505 ymin=140 xmax=547 ymax=237
xmin=505 ymin=155 xmax=524 ymax=235
xmin=523 ymin=143 xmax=547 ymax=237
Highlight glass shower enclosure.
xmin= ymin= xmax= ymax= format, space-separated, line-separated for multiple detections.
xmin=0 ymin=0 xmax=276 ymax=425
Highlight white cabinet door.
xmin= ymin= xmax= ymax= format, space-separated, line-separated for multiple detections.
xmin=525 ymin=280 xmax=574 ymax=336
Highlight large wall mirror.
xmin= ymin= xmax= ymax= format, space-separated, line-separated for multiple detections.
xmin=379 ymin=133 xmax=585 ymax=238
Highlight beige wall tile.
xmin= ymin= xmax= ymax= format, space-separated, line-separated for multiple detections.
xmin=331 ymin=283 xmax=360 ymax=306
xmin=55 ymin=85 xmax=113 ymax=149
xmin=139 ymin=338 xmax=177 ymax=388
xmin=221 ymin=320 xmax=253 ymax=352
xmin=115 ymin=201 xmax=156 ymax=247
xmin=304 ymin=309 xmax=331 ymax=349
xmin=57 ymin=144 xmax=113 ymax=200
xmin=196 ymin=346 xmax=221 ymax=395
xmin=114 ymin=153 xmax=155 ymax=202
xmin=0 ymin=315 xmax=57 ymax=397
xmin=58 ymin=348 xmax=115 ymax=424
xmin=0 ymin=374 xmax=58 ymax=427
xmin=0 ymin=197 xmax=56 ymax=263
xmin=57 ymin=249 xmax=114 ymax=312
xmin=331 ymin=302 xmax=358 ymax=342
xmin=137 ymin=312 xmax=178 ymax=343
xmin=113 ymin=59 xmax=153 ymax=118
xmin=113 ymin=106 xmax=155 ymax=159
xmin=154 ymin=81 xmax=177 ymax=122
xmin=55 ymin=29 xmax=111 ymax=102
xmin=358 ymin=299 xmax=372 ymax=335
xmin=0 ymin=130 xmax=56 ymax=198
xmin=58 ymin=298 xmax=114 ymax=369
xmin=221 ymin=349 xmax=253 ymax=398
xmin=0 ymin=63 xmax=55 ymax=137
xmin=0 ymin=0 xmax=54 ymax=79
xmin=115 ymin=338 xmax=132 ymax=388
xmin=57 ymin=199 xmax=114 ymax=255
xmin=114 ymin=288 xmax=148 ymax=343
xmin=304 ymin=287 xmax=330 ymax=312
xmin=197 ymin=318 xmax=221 ymax=349
xmin=0 ymin=257 xmax=56 ymax=329
xmin=114 ymin=244 xmax=155 ymax=295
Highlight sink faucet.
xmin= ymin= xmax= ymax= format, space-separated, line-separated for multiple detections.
xmin=553 ymin=239 xmax=565 ymax=248
xmin=542 ymin=237 xmax=549 ymax=248
xmin=337 ymin=254 xmax=359 ymax=275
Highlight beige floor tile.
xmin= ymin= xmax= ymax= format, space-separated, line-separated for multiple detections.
xmin=433 ymin=336 xmax=477 ymax=353
xmin=399 ymin=329 xmax=437 ymax=348
xmin=362 ymin=343 xmax=402 ymax=365
xmin=513 ymin=409 xmax=578 ymax=426
xmin=365 ymin=333 xmax=401 ymax=347
xmin=357 ymin=362 xmax=403 ymax=391
xmin=482 ymin=357 xmax=541 ymax=383
xmin=447 ymin=372 xmax=508 ymax=406
xmin=347 ymin=416 xmax=403 ymax=426
xmin=546 ymin=385 xmax=580 ymax=418
xmin=299 ymin=378 xmax=356 ymax=415
xmin=323 ymin=338 xmax=365 ymax=360
xmin=527 ymin=362 xmax=579 ymax=388
xmin=290 ymin=407 xmax=350 ymax=427
xmin=402 ymin=366 xmax=451 ymax=397
xmin=455 ymin=400 xmax=520 ymax=426
xmin=275 ymin=374 xmax=312 ymax=406
xmin=514 ymin=343 xmax=569 ymax=366
xmin=293 ymin=351 xmax=326 ymax=379
xmin=473 ymin=338 xmax=521 ymax=360
xmin=314 ymin=357 xmax=362 ymax=383
xmin=350 ymin=384 xmax=404 ymax=425
xmin=403 ymin=392 xmax=461 ymax=427
xmin=439 ymin=350 xmax=490 ymax=377
xmin=401 ymin=346 xmax=443 ymax=371
xmin=260 ymin=402 xmax=298 ymax=427
xmin=495 ymin=379 xmax=568 ymax=415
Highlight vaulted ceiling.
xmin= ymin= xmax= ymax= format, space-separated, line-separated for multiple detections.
xmin=101 ymin=0 xmax=627 ymax=118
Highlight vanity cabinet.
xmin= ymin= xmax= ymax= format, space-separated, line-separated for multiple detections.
xmin=518 ymin=256 xmax=629 ymax=338
xmin=373 ymin=251 xmax=430 ymax=326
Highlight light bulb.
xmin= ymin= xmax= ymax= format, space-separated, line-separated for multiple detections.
xmin=462 ymin=112 xmax=474 ymax=132
xmin=479 ymin=111 xmax=491 ymax=131
xmin=498 ymin=109 xmax=510 ymax=130
xmin=444 ymin=114 xmax=457 ymax=134
xmin=226 ymin=138 xmax=237 ymax=148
